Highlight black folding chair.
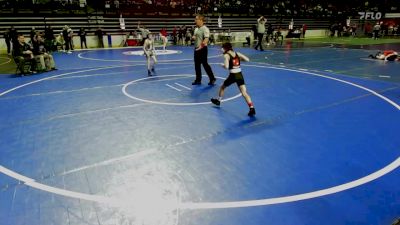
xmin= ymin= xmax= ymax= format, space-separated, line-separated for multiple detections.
xmin=13 ymin=56 xmax=32 ymax=76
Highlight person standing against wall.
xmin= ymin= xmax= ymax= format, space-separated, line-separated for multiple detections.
xmin=62 ymin=25 xmax=72 ymax=53
xmin=302 ymin=24 xmax=307 ymax=38
xmin=67 ymin=26 xmax=74 ymax=51
xmin=373 ymin=22 xmax=381 ymax=40
xmin=79 ymin=27 xmax=87 ymax=49
xmin=30 ymin=27 xmax=36 ymax=43
xmin=10 ymin=26 xmax=18 ymax=53
xmin=44 ymin=26 xmax=55 ymax=52
xmin=96 ymin=27 xmax=104 ymax=48
xmin=4 ymin=28 xmax=11 ymax=56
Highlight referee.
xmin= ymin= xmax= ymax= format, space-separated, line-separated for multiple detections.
xmin=192 ymin=14 xmax=216 ymax=85
xmin=254 ymin=16 xmax=266 ymax=51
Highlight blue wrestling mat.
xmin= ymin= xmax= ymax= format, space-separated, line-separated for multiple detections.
xmin=0 ymin=44 xmax=399 ymax=225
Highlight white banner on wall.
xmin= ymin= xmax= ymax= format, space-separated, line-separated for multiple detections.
xmin=384 ymin=13 xmax=400 ymax=18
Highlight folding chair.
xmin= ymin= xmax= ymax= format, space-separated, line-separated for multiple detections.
xmin=13 ymin=56 xmax=32 ymax=76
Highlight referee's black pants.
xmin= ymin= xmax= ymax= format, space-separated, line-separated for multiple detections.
xmin=254 ymin=33 xmax=264 ymax=50
xmin=194 ymin=46 xmax=215 ymax=83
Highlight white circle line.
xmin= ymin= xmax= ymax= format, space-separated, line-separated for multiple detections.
xmin=0 ymin=65 xmax=136 ymax=97
xmin=122 ymin=74 xmax=242 ymax=106
xmin=77 ymin=49 xmax=221 ymax=63
xmin=0 ymin=64 xmax=398 ymax=210
xmin=180 ymin=156 xmax=400 ymax=209
xmin=122 ymin=50 xmax=182 ymax=56
xmin=241 ymin=64 xmax=400 ymax=111
xmin=0 ymin=165 xmax=112 ymax=204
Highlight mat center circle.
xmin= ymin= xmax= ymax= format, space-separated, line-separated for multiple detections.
xmin=123 ymin=50 xmax=181 ymax=56
xmin=122 ymin=74 xmax=242 ymax=106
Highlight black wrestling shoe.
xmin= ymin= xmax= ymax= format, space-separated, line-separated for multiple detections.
xmin=211 ymin=98 xmax=220 ymax=106
xmin=248 ymin=108 xmax=256 ymax=117
xmin=148 ymin=70 xmax=152 ymax=76
xmin=192 ymin=81 xmax=201 ymax=85
xmin=151 ymin=67 xmax=155 ymax=73
xmin=208 ymin=78 xmax=216 ymax=85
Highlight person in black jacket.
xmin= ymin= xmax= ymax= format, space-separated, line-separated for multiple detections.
xmin=9 ymin=26 xmax=18 ymax=52
xmin=4 ymin=28 xmax=11 ymax=55
xmin=266 ymin=23 xmax=274 ymax=45
xmin=62 ymin=25 xmax=73 ymax=53
xmin=13 ymin=34 xmax=36 ymax=75
xmin=79 ymin=27 xmax=87 ymax=49
xmin=44 ymin=26 xmax=55 ymax=51
xmin=30 ymin=27 xmax=36 ymax=42
xmin=95 ymin=27 xmax=104 ymax=48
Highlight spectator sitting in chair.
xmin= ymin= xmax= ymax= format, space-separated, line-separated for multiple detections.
xmin=293 ymin=27 xmax=301 ymax=38
xmin=33 ymin=35 xmax=57 ymax=71
xmin=286 ymin=28 xmax=300 ymax=38
xmin=13 ymin=34 xmax=37 ymax=75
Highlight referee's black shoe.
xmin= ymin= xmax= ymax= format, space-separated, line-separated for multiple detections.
xmin=208 ymin=78 xmax=216 ymax=85
xmin=192 ymin=80 xmax=201 ymax=85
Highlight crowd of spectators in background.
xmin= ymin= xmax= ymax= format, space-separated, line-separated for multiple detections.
xmin=0 ymin=0 xmax=85 ymax=13
xmin=101 ymin=0 xmax=400 ymax=17
xmin=1 ymin=0 xmax=399 ymax=17
xmin=329 ymin=21 xmax=400 ymax=38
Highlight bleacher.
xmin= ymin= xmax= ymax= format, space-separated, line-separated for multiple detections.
xmin=0 ymin=16 xmax=332 ymax=36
